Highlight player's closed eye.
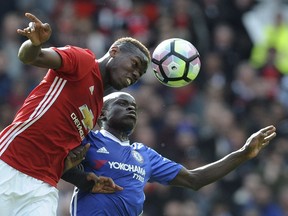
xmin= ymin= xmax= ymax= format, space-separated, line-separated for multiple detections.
xmin=132 ymin=61 xmax=137 ymax=67
xmin=117 ymin=100 xmax=128 ymax=107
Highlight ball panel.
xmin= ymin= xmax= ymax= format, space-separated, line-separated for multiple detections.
xmin=187 ymin=58 xmax=201 ymax=80
xmin=165 ymin=79 xmax=191 ymax=88
xmin=174 ymin=39 xmax=198 ymax=60
xmin=162 ymin=55 xmax=186 ymax=78
xmin=153 ymin=68 xmax=165 ymax=82
xmin=152 ymin=40 xmax=172 ymax=61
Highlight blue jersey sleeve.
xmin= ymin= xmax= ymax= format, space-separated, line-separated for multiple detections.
xmin=147 ymin=147 xmax=183 ymax=185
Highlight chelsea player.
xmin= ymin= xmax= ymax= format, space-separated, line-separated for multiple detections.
xmin=63 ymin=92 xmax=276 ymax=216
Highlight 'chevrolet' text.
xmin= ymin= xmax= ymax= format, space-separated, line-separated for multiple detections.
xmin=70 ymin=113 xmax=85 ymax=140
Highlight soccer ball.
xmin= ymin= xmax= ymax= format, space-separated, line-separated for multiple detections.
xmin=152 ymin=38 xmax=201 ymax=88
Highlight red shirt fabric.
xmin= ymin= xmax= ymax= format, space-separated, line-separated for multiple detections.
xmin=0 ymin=46 xmax=104 ymax=187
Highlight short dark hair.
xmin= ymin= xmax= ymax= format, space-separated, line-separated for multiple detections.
xmin=113 ymin=37 xmax=151 ymax=62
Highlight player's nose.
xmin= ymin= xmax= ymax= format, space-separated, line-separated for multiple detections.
xmin=127 ymin=104 xmax=136 ymax=113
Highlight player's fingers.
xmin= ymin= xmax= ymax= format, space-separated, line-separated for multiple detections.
xmin=103 ymin=184 xmax=123 ymax=191
xmin=74 ymin=145 xmax=89 ymax=160
xmin=20 ymin=27 xmax=31 ymax=34
xmin=114 ymin=185 xmax=124 ymax=191
xmin=264 ymin=132 xmax=276 ymax=141
xmin=42 ymin=23 xmax=51 ymax=31
xmin=16 ymin=29 xmax=27 ymax=36
xmin=101 ymin=186 xmax=119 ymax=192
xmin=90 ymin=185 xmax=114 ymax=193
xmin=105 ymin=178 xmax=116 ymax=188
xmin=28 ymin=22 xmax=35 ymax=32
xmin=260 ymin=125 xmax=276 ymax=134
xmin=266 ymin=128 xmax=276 ymax=136
xmin=16 ymin=24 xmax=35 ymax=35
xmin=83 ymin=143 xmax=90 ymax=155
xmin=67 ymin=152 xmax=77 ymax=159
xmin=98 ymin=189 xmax=115 ymax=194
xmin=261 ymin=132 xmax=276 ymax=146
xmin=261 ymin=141 xmax=270 ymax=147
xmin=100 ymin=177 xmax=116 ymax=188
xmin=25 ymin=13 xmax=42 ymax=24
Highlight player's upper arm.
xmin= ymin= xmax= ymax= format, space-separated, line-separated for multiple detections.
xmin=169 ymin=167 xmax=199 ymax=190
xmin=31 ymin=48 xmax=62 ymax=69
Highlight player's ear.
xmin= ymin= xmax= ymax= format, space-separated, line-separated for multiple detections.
xmin=97 ymin=110 xmax=107 ymax=129
xmin=109 ymin=46 xmax=119 ymax=57
xmin=99 ymin=110 xmax=108 ymax=122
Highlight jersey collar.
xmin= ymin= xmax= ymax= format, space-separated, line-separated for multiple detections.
xmin=100 ymin=129 xmax=130 ymax=146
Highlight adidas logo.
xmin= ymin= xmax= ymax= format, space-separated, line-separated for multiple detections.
xmin=97 ymin=147 xmax=109 ymax=154
xmin=89 ymin=86 xmax=94 ymax=95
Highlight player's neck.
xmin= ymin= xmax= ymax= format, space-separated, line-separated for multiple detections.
xmin=106 ymin=128 xmax=129 ymax=142
xmin=97 ymin=54 xmax=111 ymax=90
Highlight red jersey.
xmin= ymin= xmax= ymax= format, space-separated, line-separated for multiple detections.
xmin=0 ymin=46 xmax=104 ymax=187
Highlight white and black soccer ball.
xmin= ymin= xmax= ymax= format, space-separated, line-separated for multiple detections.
xmin=152 ymin=38 xmax=201 ymax=88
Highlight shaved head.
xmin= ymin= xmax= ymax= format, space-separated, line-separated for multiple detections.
xmin=98 ymin=92 xmax=137 ymax=130
xmin=103 ymin=92 xmax=135 ymax=104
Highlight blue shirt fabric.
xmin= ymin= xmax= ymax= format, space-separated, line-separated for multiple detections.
xmin=71 ymin=130 xmax=183 ymax=216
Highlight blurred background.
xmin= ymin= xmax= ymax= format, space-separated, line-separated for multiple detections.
xmin=1 ymin=0 xmax=288 ymax=215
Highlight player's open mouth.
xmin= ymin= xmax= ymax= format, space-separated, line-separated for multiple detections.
xmin=126 ymin=78 xmax=132 ymax=86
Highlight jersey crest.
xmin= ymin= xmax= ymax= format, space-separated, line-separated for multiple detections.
xmin=79 ymin=104 xmax=94 ymax=130
xmin=131 ymin=150 xmax=144 ymax=163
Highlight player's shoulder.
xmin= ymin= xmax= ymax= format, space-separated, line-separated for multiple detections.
xmin=53 ymin=45 xmax=95 ymax=57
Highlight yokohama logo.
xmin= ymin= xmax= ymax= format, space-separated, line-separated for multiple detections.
xmin=108 ymin=161 xmax=146 ymax=176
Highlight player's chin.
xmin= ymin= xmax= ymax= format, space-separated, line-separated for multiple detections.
xmin=113 ymin=81 xmax=129 ymax=90
xmin=126 ymin=115 xmax=137 ymax=123
xmin=110 ymin=79 xmax=125 ymax=90
xmin=123 ymin=119 xmax=136 ymax=129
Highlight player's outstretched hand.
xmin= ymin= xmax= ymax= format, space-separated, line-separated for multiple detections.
xmin=87 ymin=173 xmax=124 ymax=193
xmin=17 ymin=13 xmax=52 ymax=46
xmin=242 ymin=125 xmax=276 ymax=159
xmin=63 ymin=143 xmax=90 ymax=173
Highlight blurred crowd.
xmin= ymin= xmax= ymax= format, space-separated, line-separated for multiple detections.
xmin=1 ymin=0 xmax=288 ymax=215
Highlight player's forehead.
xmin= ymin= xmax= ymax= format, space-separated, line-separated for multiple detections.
xmin=118 ymin=40 xmax=149 ymax=61
xmin=132 ymin=46 xmax=149 ymax=63
xmin=104 ymin=92 xmax=135 ymax=104
xmin=120 ymin=45 xmax=149 ymax=70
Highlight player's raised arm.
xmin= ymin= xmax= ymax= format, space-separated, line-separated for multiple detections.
xmin=17 ymin=13 xmax=61 ymax=69
xmin=169 ymin=125 xmax=277 ymax=190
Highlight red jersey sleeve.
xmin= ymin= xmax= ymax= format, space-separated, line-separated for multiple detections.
xmin=52 ymin=46 xmax=96 ymax=81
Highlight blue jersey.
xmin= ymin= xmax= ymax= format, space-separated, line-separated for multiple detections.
xmin=71 ymin=130 xmax=183 ymax=216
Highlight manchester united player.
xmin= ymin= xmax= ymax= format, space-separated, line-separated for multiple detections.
xmin=64 ymin=92 xmax=276 ymax=215
xmin=0 ymin=13 xmax=150 ymax=216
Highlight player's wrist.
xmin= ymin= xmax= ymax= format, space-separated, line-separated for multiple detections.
xmin=29 ymin=39 xmax=42 ymax=47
